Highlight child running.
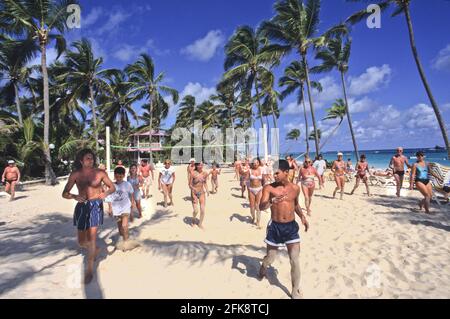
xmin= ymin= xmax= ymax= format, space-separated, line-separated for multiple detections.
xmin=105 ymin=167 xmax=136 ymax=250
xmin=350 ymin=154 xmax=371 ymax=196
xmin=127 ymin=164 xmax=143 ymax=220
xmin=159 ymin=159 xmax=176 ymax=207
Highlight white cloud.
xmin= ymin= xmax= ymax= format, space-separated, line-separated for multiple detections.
xmin=282 ymin=102 xmax=302 ymax=115
xmin=181 ymin=30 xmax=225 ymax=62
xmin=348 ymin=64 xmax=391 ymax=96
xmin=180 ymin=82 xmax=216 ymax=104
xmin=88 ymin=37 xmax=108 ymax=61
xmin=347 ymin=96 xmax=378 ymax=113
xmin=432 ymin=44 xmax=450 ymax=72
xmin=404 ymin=103 xmax=437 ymax=129
xmin=312 ymin=76 xmax=342 ymax=108
xmin=96 ymin=11 xmax=131 ymax=35
xmin=113 ymin=39 xmax=169 ymax=62
xmin=82 ymin=7 xmax=103 ymax=27
xmin=113 ymin=44 xmax=136 ymax=62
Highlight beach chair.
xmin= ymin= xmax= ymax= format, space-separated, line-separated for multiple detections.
xmin=428 ymin=162 xmax=450 ymax=206
xmin=369 ymin=175 xmax=396 ymax=187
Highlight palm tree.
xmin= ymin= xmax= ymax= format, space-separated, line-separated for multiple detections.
xmin=223 ymin=26 xmax=283 ymax=130
xmin=346 ymin=0 xmax=450 ymax=158
xmin=309 ymin=128 xmax=322 ymax=147
xmin=175 ymin=95 xmax=196 ymax=128
xmin=1 ymin=0 xmax=79 ymax=185
xmin=0 ymin=37 xmax=38 ymax=126
xmin=261 ymin=0 xmax=327 ymax=155
xmin=212 ymin=81 xmax=239 ymax=131
xmin=53 ymin=38 xmax=109 ymax=152
xmin=320 ymin=99 xmax=346 ymax=151
xmin=126 ymin=53 xmax=179 ymax=163
xmin=287 ymin=129 xmax=301 ymax=141
xmin=97 ymin=70 xmax=139 ymax=137
xmin=279 ymin=61 xmax=323 ymax=157
xmin=312 ymin=35 xmax=359 ymax=160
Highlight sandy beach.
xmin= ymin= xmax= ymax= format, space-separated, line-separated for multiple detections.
xmin=0 ymin=166 xmax=449 ymax=299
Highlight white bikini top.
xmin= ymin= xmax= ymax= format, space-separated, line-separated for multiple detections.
xmin=250 ymin=169 xmax=263 ymax=180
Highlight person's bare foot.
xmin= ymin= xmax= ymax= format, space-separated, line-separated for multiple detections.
xmin=258 ymin=266 xmax=267 ymax=280
xmin=198 ymin=224 xmax=204 ymax=230
xmin=291 ymin=289 xmax=304 ymax=299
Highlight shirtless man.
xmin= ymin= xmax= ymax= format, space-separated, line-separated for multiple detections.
xmin=62 ymin=149 xmax=116 ymax=284
xmin=209 ymin=163 xmax=221 ymax=194
xmin=389 ymin=147 xmax=411 ymax=197
xmin=2 ymin=160 xmax=21 ymax=201
xmin=258 ymin=160 xmax=309 ymax=299
xmin=139 ymin=159 xmax=154 ymax=199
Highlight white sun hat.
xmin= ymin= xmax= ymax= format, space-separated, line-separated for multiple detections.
xmin=337 ymin=152 xmax=343 ymax=156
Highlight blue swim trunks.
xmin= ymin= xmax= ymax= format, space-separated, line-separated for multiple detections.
xmin=264 ymin=219 xmax=300 ymax=247
xmin=73 ymin=199 xmax=104 ymax=231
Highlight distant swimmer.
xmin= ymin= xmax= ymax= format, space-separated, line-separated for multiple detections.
xmin=258 ymin=159 xmax=309 ymax=299
xmin=62 ymin=149 xmax=116 ymax=284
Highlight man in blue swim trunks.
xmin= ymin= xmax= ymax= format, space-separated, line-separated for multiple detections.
xmin=62 ymin=149 xmax=116 ymax=284
xmin=258 ymin=159 xmax=309 ymax=299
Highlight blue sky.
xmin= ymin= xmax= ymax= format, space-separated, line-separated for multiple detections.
xmin=57 ymin=0 xmax=450 ymax=153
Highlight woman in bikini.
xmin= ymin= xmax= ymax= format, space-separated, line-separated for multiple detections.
xmin=127 ymin=164 xmax=143 ymax=220
xmin=297 ymin=157 xmax=321 ymax=216
xmin=286 ymin=155 xmax=297 ymax=183
xmin=411 ymin=151 xmax=433 ymax=214
xmin=350 ymin=154 xmax=371 ymax=196
xmin=332 ymin=152 xmax=346 ymax=200
xmin=189 ymin=162 xmax=209 ymax=228
xmin=247 ymin=158 xmax=264 ymax=228
xmin=209 ymin=163 xmax=220 ymax=194
xmin=239 ymin=160 xmax=250 ymax=198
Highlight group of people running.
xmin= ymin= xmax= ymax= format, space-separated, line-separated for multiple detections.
xmin=1 ymin=145 xmax=442 ymax=296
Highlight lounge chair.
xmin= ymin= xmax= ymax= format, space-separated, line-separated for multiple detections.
xmin=369 ymin=175 xmax=396 ymax=187
xmin=428 ymin=162 xmax=450 ymax=206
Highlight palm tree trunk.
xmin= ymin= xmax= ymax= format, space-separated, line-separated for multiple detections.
xmin=89 ymin=84 xmax=99 ymax=152
xmin=118 ymin=109 xmax=121 ymax=137
xmin=301 ymin=85 xmax=310 ymax=157
xmin=13 ymin=82 xmax=23 ymax=126
xmin=320 ymin=120 xmax=343 ymax=151
xmin=340 ymin=71 xmax=359 ymax=161
xmin=302 ymin=55 xmax=320 ymax=156
xmin=148 ymin=94 xmax=154 ymax=163
xmin=41 ymin=43 xmax=57 ymax=185
xmin=254 ymin=75 xmax=265 ymax=129
xmin=404 ymin=5 xmax=450 ymax=158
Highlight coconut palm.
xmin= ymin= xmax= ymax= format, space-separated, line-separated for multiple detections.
xmin=223 ymin=25 xmax=283 ymax=129
xmin=0 ymin=37 xmax=38 ymax=126
xmin=312 ymin=35 xmax=359 ymax=160
xmin=309 ymin=129 xmax=322 ymax=147
xmin=126 ymin=53 xmax=179 ymax=163
xmin=260 ymin=0 xmax=346 ymax=155
xmin=53 ymin=38 xmax=110 ymax=152
xmin=346 ymin=0 xmax=450 ymax=158
xmin=287 ymin=129 xmax=301 ymax=141
xmin=279 ymin=61 xmax=323 ymax=157
xmin=1 ymin=0 xmax=79 ymax=184
xmin=212 ymin=81 xmax=239 ymax=130
xmin=320 ymin=99 xmax=346 ymax=151
xmin=175 ymin=95 xmax=196 ymax=128
xmin=97 ymin=70 xmax=139 ymax=137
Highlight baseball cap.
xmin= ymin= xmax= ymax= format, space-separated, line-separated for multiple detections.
xmin=7 ymin=160 xmax=15 ymax=164
xmin=337 ymin=152 xmax=343 ymax=156
xmin=189 ymin=158 xmax=195 ymax=162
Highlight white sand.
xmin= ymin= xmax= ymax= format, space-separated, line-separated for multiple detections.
xmin=0 ymin=167 xmax=449 ymax=299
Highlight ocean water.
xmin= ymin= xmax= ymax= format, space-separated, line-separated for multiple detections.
xmin=286 ymin=148 xmax=449 ymax=169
